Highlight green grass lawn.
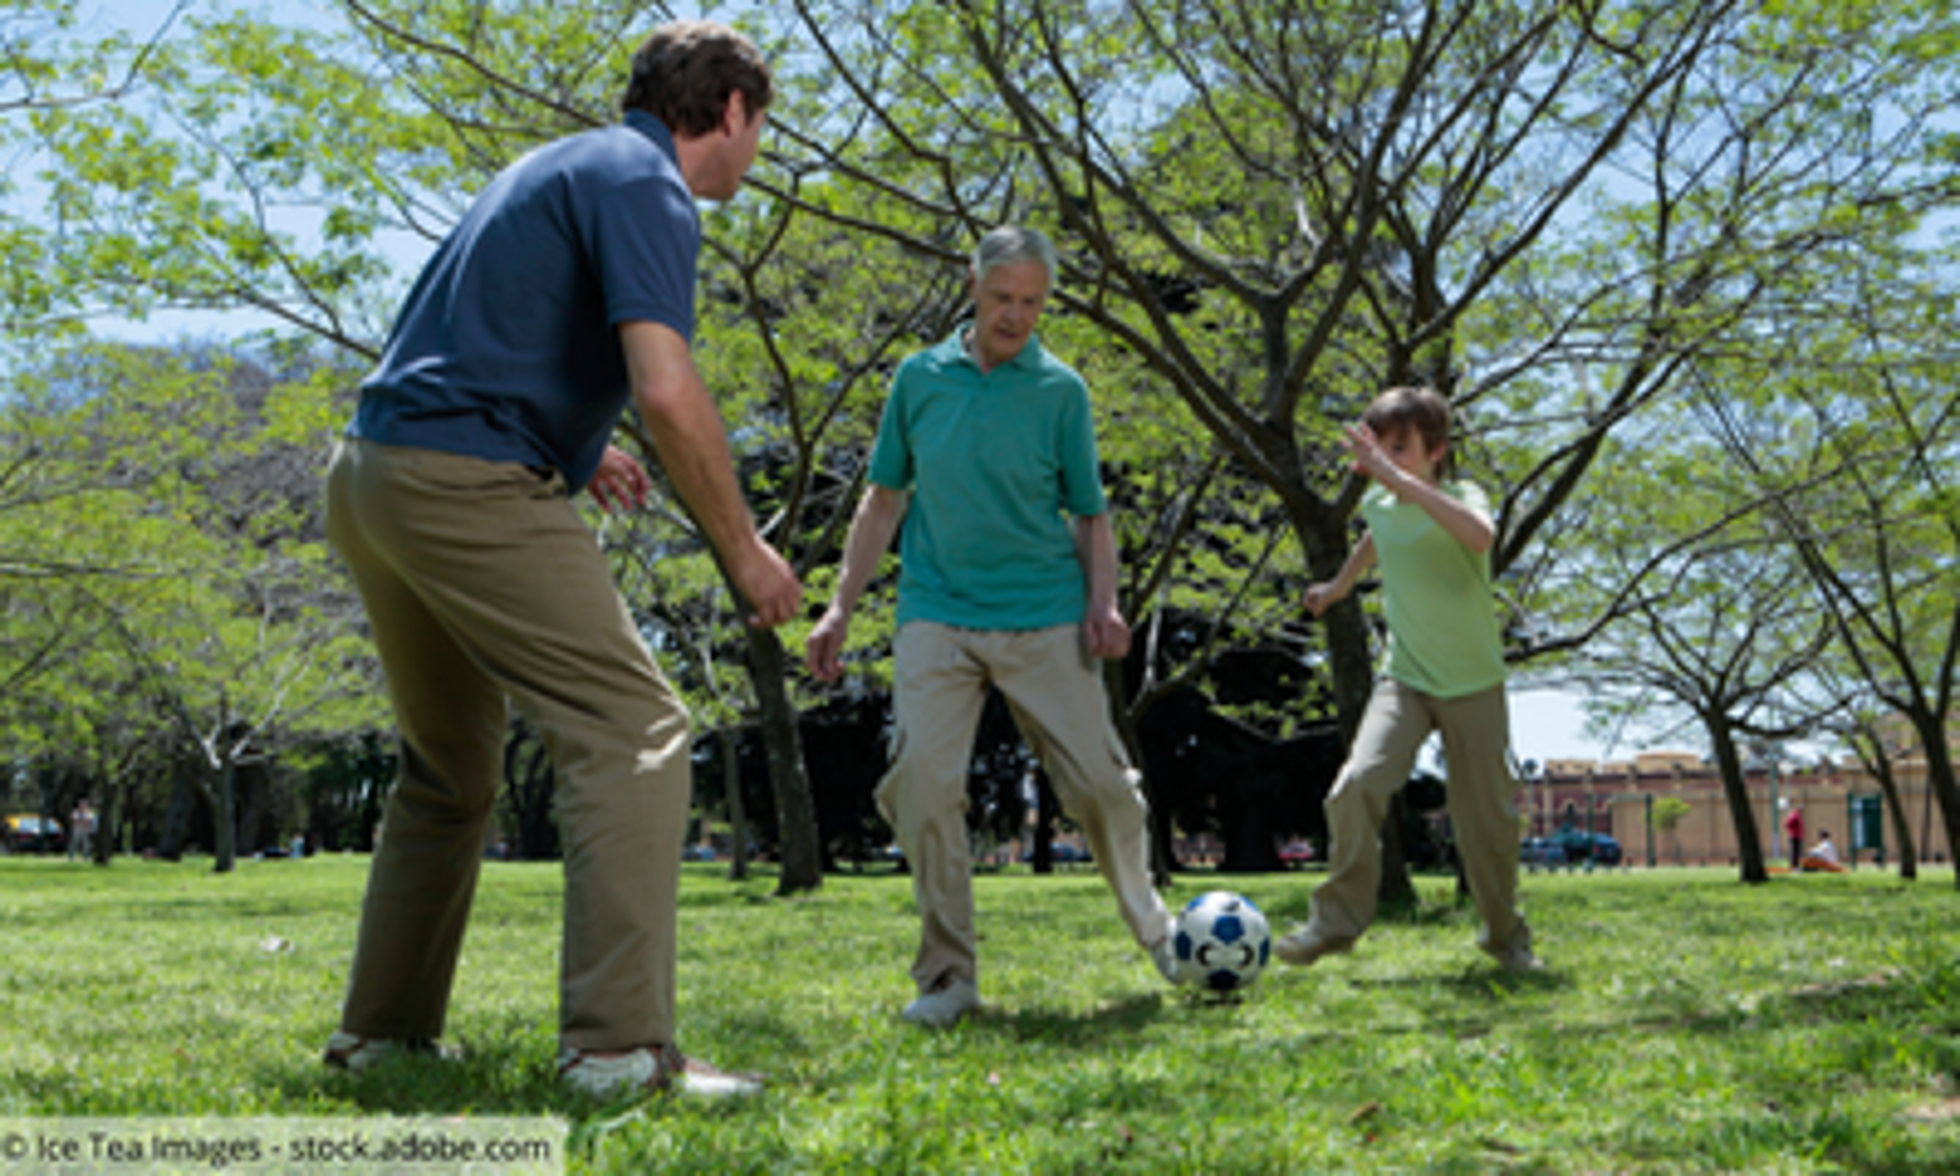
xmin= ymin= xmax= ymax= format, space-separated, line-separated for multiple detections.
xmin=2 ymin=854 xmax=1956 ymax=1173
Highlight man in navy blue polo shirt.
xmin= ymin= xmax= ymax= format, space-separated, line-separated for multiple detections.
xmin=322 ymin=21 xmax=800 ymax=1098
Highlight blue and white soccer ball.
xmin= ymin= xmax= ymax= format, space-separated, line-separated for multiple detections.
xmin=1173 ymin=890 xmax=1271 ymax=994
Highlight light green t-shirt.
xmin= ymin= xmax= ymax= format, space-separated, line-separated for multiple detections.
xmin=867 ymin=331 xmax=1106 ymax=630
xmin=1361 ymin=479 xmax=1508 ymax=699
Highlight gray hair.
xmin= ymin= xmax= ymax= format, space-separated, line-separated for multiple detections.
xmin=971 ymin=225 xmax=1057 ymax=284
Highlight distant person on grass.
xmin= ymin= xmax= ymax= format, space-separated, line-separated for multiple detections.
xmin=67 ymin=799 xmax=94 ymax=861
xmin=1276 ymin=386 xmax=1540 ymax=975
xmin=1803 ymin=830 xmax=1841 ymax=871
xmin=323 ymin=21 xmax=800 ymax=1098
xmin=1784 ymin=805 xmax=1805 ymax=871
xmin=805 ymin=225 xmax=1178 ymax=1028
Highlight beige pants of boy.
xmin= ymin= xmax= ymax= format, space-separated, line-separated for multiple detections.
xmin=1307 ymin=679 xmax=1530 ymax=956
xmin=878 ymin=622 xmax=1172 ymax=994
xmin=326 ymin=439 xmax=690 ymax=1053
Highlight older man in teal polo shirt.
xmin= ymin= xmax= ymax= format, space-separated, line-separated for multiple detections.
xmin=807 ymin=225 xmax=1176 ymax=1027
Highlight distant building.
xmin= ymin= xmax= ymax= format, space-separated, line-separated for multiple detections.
xmin=1519 ymin=742 xmax=1952 ymax=868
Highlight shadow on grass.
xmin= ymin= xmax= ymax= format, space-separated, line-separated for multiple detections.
xmin=259 ymin=1004 xmax=828 ymax=1119
xmin=974 ymin=993 xmax=1166 ymax=1047
xmin=263 ymin=1022 xmax=560 ymax=1115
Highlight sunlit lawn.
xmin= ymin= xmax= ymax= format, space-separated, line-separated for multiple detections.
xmin=3 ymin=853 xmax=1957 ymax=1172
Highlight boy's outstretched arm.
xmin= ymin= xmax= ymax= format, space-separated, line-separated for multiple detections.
xmin=1303 ymin=532 xmax=1376 ymax=618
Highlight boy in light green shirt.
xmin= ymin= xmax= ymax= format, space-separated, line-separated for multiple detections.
xmin=1276 ymin=386 xmax=1539 ymax=973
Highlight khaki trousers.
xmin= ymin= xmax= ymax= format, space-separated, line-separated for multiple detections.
xmin=1307 ymin=679 xmax=1530 ymax=956
xmin=326 ymin=440 xmax=691 ymax=1052
xmin=878 ymin=622 xmax=1171 ymax=993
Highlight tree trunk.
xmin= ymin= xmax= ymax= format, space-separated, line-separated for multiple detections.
xmin=213 ymin=760 xmax=237 ymax=874
xmin=744 ymin=627 xmax=821 ymax=895
xmin=93 ymin=790 xmax=115 ymax=866
xmin=237 ymin=762 xmax=267 ymax=857
xmin=1862 ymin=744 xmax=1917 ymax=881
xmin=720 ymin=724 xmax=749 ymax=883
xmin=1033 ymin=778 xmax=1058 ymax=874
xmin=1913 ymin=724 xmax=1960 ymax=890
xmin=1104 ymin=659 xmax=1176 ymax=884
xmin=157 ymin=772 xmax=197 ymax=860
xmin=1707 ymin=724 xmax=1767 ymax=884
xmin=501 ymin=722 xmax=558 ymax=861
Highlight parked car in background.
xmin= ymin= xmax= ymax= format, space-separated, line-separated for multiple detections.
xmin=1520 ymin=836 xmax=1567 ymax=866
xmin=4 ymin=814 xmax=65 ymax=855
xmin=1020 ymin=842 xmax=1093 ymax=864
xmin=1278 ymin=839 xmax=1317 ymax=867
xmin=1556 ymin=830 xmax=1624 ymax=866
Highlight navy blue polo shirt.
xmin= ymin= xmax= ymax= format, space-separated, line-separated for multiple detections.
xmin=351 ymin=110 xmax=699 ymax=490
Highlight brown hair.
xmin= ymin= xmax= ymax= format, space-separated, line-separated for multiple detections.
xmin=1361 ymin=385 xmax=1453 ymax=475
xmin=620 ymin=21 xmax=772 ymax=136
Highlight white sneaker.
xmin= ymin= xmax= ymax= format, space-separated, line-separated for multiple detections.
xmin=322 ymin=1031 xmax=457 ymax=1072
xmin=1148 ymin=936 xmax=1180 ymax=984
xmin=901 ymin=977 xmax=981 ymax=1028
xmin=1488 ymin=942 xmax=1544 ymax=974
xmin=559 ymin=1044 xmax=763 ymax=1098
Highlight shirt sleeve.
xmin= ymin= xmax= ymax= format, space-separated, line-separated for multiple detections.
xmin=590 ymin=174 xmax=700 ymax=341
xmin=1055 ymin=372 xmax=1107 ymax=517
xmin=866 ymin=365 xmax=915 ymax=492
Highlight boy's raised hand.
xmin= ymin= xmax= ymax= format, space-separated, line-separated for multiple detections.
xmin=1340 ymin=422 xmax=1395 ymax=483
xmin=1302 ymin=581 xmax=1343 ymax=618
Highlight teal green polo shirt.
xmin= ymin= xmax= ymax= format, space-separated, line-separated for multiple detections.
xmin=867 ymin=330 xmax=1107 ymax=630
xmin=1362 ymin=479 xmax=1509 ymax=698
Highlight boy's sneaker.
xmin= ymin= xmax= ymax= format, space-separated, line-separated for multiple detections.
xmin=322 ymin=1031 xmax=456 ymax=1072
xmin=1272 ymin=928 xmax=1355 ymax=968
xmin=901 ymin=976 xmax=981 ymax=1028
xmin=1148 ymin=935 xmax=1180 ymax=985
xmin=1487 ymin=942 xmax=1544 ymax=974
xmin=558 ymin=1044 xmax=763 ymax=1099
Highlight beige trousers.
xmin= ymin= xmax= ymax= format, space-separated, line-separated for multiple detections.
xmin=326 ymin=439 xmax=691 ymax=1052
xmin=1307 ymin=678 xmax=1530 ymax=955
xmin=878 ymin=622 xmax=1172 ymax=993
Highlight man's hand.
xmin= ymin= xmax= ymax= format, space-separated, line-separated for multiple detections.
xmin=803 ymin=486 xmax=906 ymax=683
xmin=805 ymin=606 xmax=851 ymax=682
xmin=585 ymin=445 xmax=651 ymax=513
xmin=621 ymin=319 xmax=805 ymax=622
xmin=1083 ymin=604 xmax=1131 ymax=661
xmin=727 ymin=538 xmax=802 ymax=629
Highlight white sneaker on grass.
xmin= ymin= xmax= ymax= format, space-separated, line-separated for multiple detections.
xmin=1148 ymin=935 xmax=1180 ymax=985
xmin=901 ymin=976 xmax=981 ymax=1028
xmin=558 ymin=1043 xmax=763 ymax=1098
xmin=322 ymin=1031 xmax=457 ymax=1072
xmin=1487 ymin=942 xmax=1544 ymax=974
